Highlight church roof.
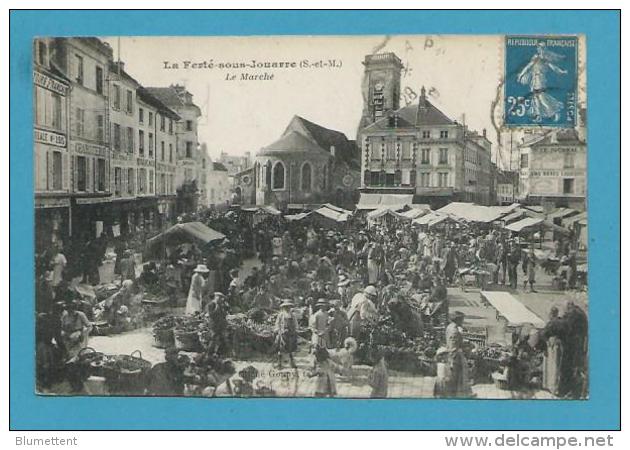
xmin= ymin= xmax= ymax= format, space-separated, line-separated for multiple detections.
xmin=258 ymin=130 xmax=332 ymax=157
xmin=522 ymin=128 xmax=585 ymax=147
xmin=363 ymin=89 xmax=455 ymax=131
xmin=282 ymin=115 xmax=360 ymax=168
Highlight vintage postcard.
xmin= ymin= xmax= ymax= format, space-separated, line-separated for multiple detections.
xmin=34 ymin=34 xmax=588 ymax=400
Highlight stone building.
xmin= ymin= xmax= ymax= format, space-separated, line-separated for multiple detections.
xmin=33 ymin=38 xmax=72 ymax=251
xmin=517 ymin=129 xmax=586 ymax=210
xmin=253 ymin=116 xmax=360 ymax=210
xmin=49 ymin=37 xmax=114 ymax=242
xmin=357 ymin=52 xmax=494 ymax=208
xmin=146 ymin=85 xmax=202 ymax=214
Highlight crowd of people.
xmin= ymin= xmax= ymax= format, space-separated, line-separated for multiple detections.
xmin=33 ymin=205 xmax=588 ymax=398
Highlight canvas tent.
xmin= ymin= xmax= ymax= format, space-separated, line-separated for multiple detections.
xmin=505 ymin=217 xmax=569 ymax=234
xmin=436 ymin=202 xmax=518 ymax=223
xmin=356 ymin=193 xmax=414 ymax=211
xmin=146 ymin=222 xmax=225 ymax=256
xmin=399 ymin=208 xmax=431 ymax=221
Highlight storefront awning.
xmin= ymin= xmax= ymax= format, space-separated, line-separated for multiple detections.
xmin=356 ymin=193 xmax=414 ymax=210
xmin=146 ymin=221 xmax=225 ymax=252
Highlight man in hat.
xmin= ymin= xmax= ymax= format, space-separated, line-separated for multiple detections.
xmin=274 ymin=300 xmax=298 ymax=368
xmin=328 ymin=300 xmax=350 ymax=349
xmin=309 ymin=299 xmax=331 ymax=351
xmin=348 ymin=285 xmax=378 ymax=338
xmin=206 ymin=292 xmax=230 ymax=355
xmin=186 ymin=264 xmax=209 ymax=315
xmin=445 ymin=311 xmax=472 ymax=398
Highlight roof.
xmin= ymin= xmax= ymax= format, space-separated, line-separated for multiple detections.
xmin=436 ymin=202 xmax=518 ymax=223
xmin=145 ymin=86 xmax=201 ymax=114
xmin=136 ymin=87 xmax=181 ymax=120
xmin=109 ymin=62 xmax=142 ymax=88
xmin=313 ymin=205 xmax=352 ymax=223
xmin=367 ymin=208 xmax=406 ymax=220
xmin=546 ymin=207 xmax=579 ymax=220
xmin=412 ymin=212 xmax=454 ymax=227
xmin=258 ymin=130 xmax=331 ymax=157
xmin=363 ymin=90 xmax=454 ymax=132
xmin=356 ymin=193 xmax=414 ymax=210
xmin=505 ymin=217 xmax=569 ymax=234
xmin=212 ymin=162 xmax=228 ymax=171
xmin=146 ymin=222 xmax=225 ymax=250
xmin=282 ymin=115 xmax=359 ymax=165
xmin=562 ymin=211 xmax=587 ymax=227
xmin=399 ymin=208 xmax=431 ymax=220
xmin=522 ymin=129 xmax=585 ymax=147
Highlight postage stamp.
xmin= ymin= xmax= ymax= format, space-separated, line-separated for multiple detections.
xmin=504 ymin=35 xmax=578 ymax=127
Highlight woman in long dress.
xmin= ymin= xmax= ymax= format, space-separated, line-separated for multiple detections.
xmin=367 ymin=242 xmax=385 ymax=285
xmin=60 ymin=298 xmax=92 ymax=361
xmin=186 ymin=264 xmax=209 ymax=314
xmin=540 ymin=307 xmax=565 ymax=396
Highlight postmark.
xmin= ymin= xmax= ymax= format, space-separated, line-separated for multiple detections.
xmin=504 ymin=35 xmax=578 ymax=127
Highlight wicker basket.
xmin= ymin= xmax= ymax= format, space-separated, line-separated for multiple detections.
xmin=153 ymin=328 xmax=175 ymax=349
xmin=105 ymin=350 xmax=152 ymax=395
xmin=174 ymin=328 xmax=202 ymax=352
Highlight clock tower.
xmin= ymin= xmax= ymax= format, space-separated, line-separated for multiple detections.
xmin=357 ymin=52 xmax=403 ymax=135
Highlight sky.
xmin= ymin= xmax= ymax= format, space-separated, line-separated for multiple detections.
xmin=103 ymin=35 xmax=506 ymax=162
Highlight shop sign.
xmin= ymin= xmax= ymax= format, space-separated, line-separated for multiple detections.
xmin=75 ymin=142 xmax=107 ymax=157
xmin=34 ymin=128 xmax=67 ymax=148
xmin=35 ymin=197 xmax=70 ymax=208
xmin=33 ymin=71 xmax=68 ymax=96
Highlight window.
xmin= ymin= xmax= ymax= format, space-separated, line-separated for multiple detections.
xmin=95 ymin=67 xmax=103 ymax=94
xmin=37 ymin=41 xmax=47 ymax=66
xmin=96 ymin=158 xmax=106 ymax=191
xmin=564 ymin=153 xmax=575 ymax=169
xmin=161 ymin=141 xmax=165 ymax=161
xmin=112 ymin=124 xmax=121 ymax=151
xmin=301 ymin=163 xmax=312 ymax=191
xmin=75 ymin=108 xmax=85 ymax=137
xmin=126 ymin=127 xmax=134 ymax=153
xmin=96 ymin=115 xmax=104 ymax=142
xmin=126 ymin=90 xmax=133 ymax=113
xmin=149 ymin=170 xmax=154 ymax=193
xmin=439 ymin=148 xmax=449 ymax=165
xmin=34 ymin=88 xmax=63 ymax=131
xmin=114 ymin=167 xmax=122 ymax=195
xmin=76 ymin=156 xmax=87 ymax=191
xmin=160 ymin=115 xmax=166 ymax=132
xmin=75 ymin=54 xmax=84 ymax=85
xmin=563 ymin=178 xmax=575 ymax=194
xmin=322 ymin=165 xmax=328 ymax=190
xmin=148 ymin=112 xmax=153 ymax=126
xmin=421 ymin=148 xmax=430 ymax=164
xmin=272 ymin=162 xmax=285 ymax=190
xmin=113 ymin=84 xmax=120 ymax=110
xmin=419 ymin=172 xmax=431 ymax=187
xmin=127 ymin=168 xmax=134 ymax=194
xmin=371 ymin=142 xmax=380 ymax=160
xmin=202 ymin=158 xmax=206 ymax=169
xmin=438 ymin=172 xmax=449 ymax=187
xmin=169 ymin=119 xmax=173 ymax=134
xmin=422 ymin=130 xmax=431 ymax=139
xmin=148 ymin=133 xmax=154 ymax=157
xmin=440 ymin=130 xmax=449 ymax=139
xmin=186 ymin=120 xmax=193 ymax=131
xmin=402 ymin=142 xmax=411 ymax=160
xmin=169 ymin=144 xmax=173 ymax=163
xmin=386 ymin=141 xmax=396 ymax=160
xmin=520 ymin=154 xmax=529 ymax=169
xmin=138 ymin=130 xmax=145 ymax=155
xmin=160 ymin=174 xmax=166 ymax=194
xmin=51 ymin=151 xmax=62 ymax=190
xmin=138 ymin=168 xmax=146 ymax=194
xmin=139 ymin=108 xmax=144 ymax=124
xmin=186 ymin=141 xmax=193 ymax=158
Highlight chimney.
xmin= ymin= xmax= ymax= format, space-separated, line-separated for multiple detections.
xmin=483 ymin=128 xmax=487 ymax=138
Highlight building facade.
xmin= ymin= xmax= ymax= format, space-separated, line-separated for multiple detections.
xmin=357 ymin=52 xmax=494 ymax=208
xmin=206 ymin=162 xmax=231 ymax=207
xmin=33 ymin=38 xmax=72 ymax=251
xmin=49 ymin=38 xmax=114 ymax=242
xmin=517 ymin=129 xmax=587 ymax=210
xmin=146 ymin=85 xmax=202 ymax=214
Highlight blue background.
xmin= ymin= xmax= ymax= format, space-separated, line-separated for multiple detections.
xmin=10 ymin=10 xmax=620 ymax=430
xmin=505 ymin=36 xmax=578 ymax=127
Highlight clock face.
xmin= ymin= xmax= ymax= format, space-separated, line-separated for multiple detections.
xmin=242 ymin=175 xmax=251 ymax=186
xmin=342 ymin=174 xmax=353 ymax=187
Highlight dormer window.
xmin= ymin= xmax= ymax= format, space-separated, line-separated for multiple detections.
xmin=440 ymin=130 xmax=449 ymax=139
xmin=422 ymin=130 xmax=431 ymax=139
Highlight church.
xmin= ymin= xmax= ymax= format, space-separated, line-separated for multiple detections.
xmin=238 ymin=115 xmax=361 ymax=210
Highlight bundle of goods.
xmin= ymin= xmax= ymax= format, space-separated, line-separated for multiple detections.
xmin=94 ymin=283 xmax=120 ymax=301
xmin=152 ymin=315 xmax=185 ymax=348
xmin=227 ymin=314 xmax=276 ymax=357
xmin=469 ymin=344 xmax=511 ymax=383
xmin=102 ymin=350 xmax=153 ymax=395
xmin=183 ymin=352 xmax=236 ymax=392
xmin=174 ymin=316 xmax=205 ymax=352
xmin=75 ymin=347 xmax=107 ymax=379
